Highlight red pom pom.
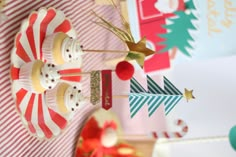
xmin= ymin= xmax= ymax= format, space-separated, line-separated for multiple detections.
xmin=115 ymin=61 xmax=134 ymax=80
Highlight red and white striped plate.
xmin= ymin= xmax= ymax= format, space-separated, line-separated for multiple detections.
xmin=10 ymin=7 xmax=78 ymax=139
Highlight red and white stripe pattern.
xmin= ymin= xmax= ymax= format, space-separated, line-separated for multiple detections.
xmin=151 ymin=119 xmax=188 ymax=139
xmin=0 ymin=0 xmax=124 ymax=156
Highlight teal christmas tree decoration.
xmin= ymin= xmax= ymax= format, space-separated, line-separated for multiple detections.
xmin=159 ymin=0 xmax=198 ymax=57
xmin=129 ymin=76 xmax=183 ymax=118
xmin=147 ymin=76 xmax=183 ymax=116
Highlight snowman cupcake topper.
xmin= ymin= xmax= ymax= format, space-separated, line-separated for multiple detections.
xmin=64 ymin=85 xmax=85 ymax=112
xmin=42 ymin=32 xmax=83 ymax=65
xmin=46 ymin=83 xmax=87 ymax=116
xmin=61 ymin=36 xmax=83 ymax=62
xmin=40 ymin=63 xmax=60 ymax=90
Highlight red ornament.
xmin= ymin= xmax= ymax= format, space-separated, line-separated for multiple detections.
xmin=115 ymin=61 xmax=134 ymax=80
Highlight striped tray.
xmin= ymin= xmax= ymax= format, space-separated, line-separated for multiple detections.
xmin=10 ymin=7 xmax=78 ymax=140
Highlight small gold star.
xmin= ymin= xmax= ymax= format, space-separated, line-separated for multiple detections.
xmin=183 ymin=88 xmax=195 ymax=102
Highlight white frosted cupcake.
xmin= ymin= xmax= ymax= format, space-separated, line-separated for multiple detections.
xmin=45 ymin=83 xmax=87 ymax=115
xmin=19 ymin=60 xmax=60 ymax=93
xmin=42 ymin=32 xmax=83 ymax=65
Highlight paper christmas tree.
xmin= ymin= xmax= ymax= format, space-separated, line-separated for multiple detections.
xmin=159 ymin=0 xmax=198 ymax=57
xmin=129 ymin=76 xmax=183 ymax=118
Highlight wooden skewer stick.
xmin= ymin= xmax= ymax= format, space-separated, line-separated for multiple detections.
xmin=60 ymin=70 xmax=116 ymax=77
xmin=121 ymin=134 xmax=228 ymax=144
xmin=84 ymin=95 xmax=129 ymax=99
xmin=60 ymin=72 xmax=91 ymax=76
xmin=83 ymin=49 xmax=129 ymax=53
xmin=155 ymin=136 xmax=228 ymax=145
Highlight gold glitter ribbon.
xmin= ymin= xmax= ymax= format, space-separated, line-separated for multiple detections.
xmin=90 ymin=71 xmax=100 ymax=105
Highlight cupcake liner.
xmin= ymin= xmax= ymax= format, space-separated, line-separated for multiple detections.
xmin=19 ymin=60 xmax=45 ymax=93
xmin=19 ymin=61 xmax=34 ymax=91
xmin=42 ymin=32 xmax=68 ymax=65
xmin=42 ymin=33 xmax=58 ymax=63
xmin=45 ymin=83 xmax=61 ymax=112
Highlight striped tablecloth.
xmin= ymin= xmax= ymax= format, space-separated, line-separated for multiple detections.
xmin=0 ymin=1 xmax=124 ymax=156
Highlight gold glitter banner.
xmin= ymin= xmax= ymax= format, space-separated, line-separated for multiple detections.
xmin=90 ymin=71 xmax=100 ymax=105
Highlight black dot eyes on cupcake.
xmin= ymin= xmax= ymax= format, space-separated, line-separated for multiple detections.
xmin=70 ymin=94 xmax=73 ymax=99
xmin=80 ymin=45 xmax=83 ymax=49
xmin=45 ymin=74 xmax=48 ymax=78
xmin=66 ymin=49 xmax=69 ymax=52
xmin=71 ymin=108 xmax=74 ymax=111
xmin=51 ymin=79 xmax=55 ymax=82
xmin=48 ymin=64 xmax=51 ymax=67
xmin=70 ymin=37 xmax=73 ymax=39
xmin=78 ymin=90 xmax=81 ymax=93
xmin=69 ymin=54 xmax=72 ymax=58
xmin=49 ymin=86 xmax=52 ymax=89
xmin=51 ymin=64 xmax=55 ymax=68
xmin=76 ymin=103 xmax=79 ymax=107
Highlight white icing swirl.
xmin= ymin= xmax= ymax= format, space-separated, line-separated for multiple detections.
xmin=64 ymin=85 xmax=86 ymax=112
xmin=61 ymin=37 xmax=83 ymax=63
xmin=40 ymin=63 xmax=60 ymax=90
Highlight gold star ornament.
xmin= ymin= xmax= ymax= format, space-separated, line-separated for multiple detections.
xmin=183 ymin=88 xmax=195 ymax=102
xmin=126 ymin=37 xmax=155 ymax=57
xmin=125 ymin=38 xmax=155 ymax=67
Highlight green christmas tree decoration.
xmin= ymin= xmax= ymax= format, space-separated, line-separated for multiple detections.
xmin=158 ymin=0 xmax=198 ymax=57
xmin=129 ymin=75 xmax=183 ymax=118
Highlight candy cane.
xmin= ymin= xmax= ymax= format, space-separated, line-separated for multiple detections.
xmin=151 ymin=119 xmax=188 ymax=139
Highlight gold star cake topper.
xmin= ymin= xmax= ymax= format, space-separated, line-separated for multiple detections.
xmin=93 ymin=1 xmax=155 ymax=68
xmin=125 ymin=37 xmax=155 ymax=67
xmin=126 ymin=37 xmax=155 ymax=57
xmin=183 ymin=88 xmax=195 ymax=102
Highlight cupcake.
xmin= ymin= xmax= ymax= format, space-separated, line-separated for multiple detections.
xmin=45 ymin=83 xmax=87 ymax=115
xmin=19 ymin=60 xmax=60 ymax=93
xmin=42 ymin=32 xmax=83 ymax=65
